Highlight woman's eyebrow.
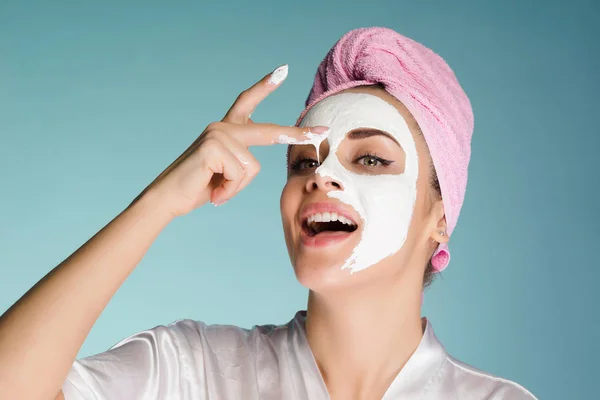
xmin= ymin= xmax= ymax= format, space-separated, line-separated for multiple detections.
xmin=347 ymin=129 xmax=400 ymax=146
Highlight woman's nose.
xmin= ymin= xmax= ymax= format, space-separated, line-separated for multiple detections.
xmin=305 ymin=171 xmax=344 ymax=193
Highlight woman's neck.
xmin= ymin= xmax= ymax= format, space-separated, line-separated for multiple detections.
xmin=305 ymin=277 xmax=424 ymax=400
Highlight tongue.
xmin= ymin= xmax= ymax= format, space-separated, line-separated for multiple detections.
xmin=314 ymin=230 xmax=353 ymax=237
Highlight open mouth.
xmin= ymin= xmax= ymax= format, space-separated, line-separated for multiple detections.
xmin=302 ymin=212 xmax=358 ymax=237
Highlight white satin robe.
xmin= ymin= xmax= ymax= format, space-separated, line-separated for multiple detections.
xmin=62 ymin=311 xmax=536 ymax=399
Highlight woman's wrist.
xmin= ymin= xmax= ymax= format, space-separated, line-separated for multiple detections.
xmin=128 ymin=187 xmax=177 ymax=227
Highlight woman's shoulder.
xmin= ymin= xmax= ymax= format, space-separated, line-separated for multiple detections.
xmin=64 ymin=318 xmax=295 ymax=399
xmin=120 ymin=316 xmax=292 ymax=352
xmin=439 ymin=354 xmax=537 ymax=400
xmin=167 ymin=317 xmax=290 ymax=337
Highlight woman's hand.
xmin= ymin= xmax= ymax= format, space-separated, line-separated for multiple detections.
xmin=138 ymin=65 xmax=327 ymax=218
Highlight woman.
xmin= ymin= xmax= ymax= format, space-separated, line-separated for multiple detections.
xmin=0 ymin=27 xmax=536 ymax=399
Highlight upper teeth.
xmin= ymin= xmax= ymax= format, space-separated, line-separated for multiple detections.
xmin=306 ymin=212 xmax=356 ymax=226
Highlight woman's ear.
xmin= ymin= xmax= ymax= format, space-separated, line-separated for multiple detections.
xmin=429 ymin=199 xmax=449 ymax=244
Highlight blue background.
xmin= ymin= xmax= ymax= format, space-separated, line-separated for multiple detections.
xmin=1 ymin=1 xmax=598 ymax=398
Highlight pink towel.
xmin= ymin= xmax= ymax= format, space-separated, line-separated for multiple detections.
xmin=295 ymin=27 xmax=474 ymax=272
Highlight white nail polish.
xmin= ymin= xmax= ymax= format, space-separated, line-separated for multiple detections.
xmin=268 ymin=64 xmax=288 ymax=85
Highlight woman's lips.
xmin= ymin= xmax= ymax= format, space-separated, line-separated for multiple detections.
xmin=300 ymin=224 xmax=358 ymax=247
xmin=298 ymin=202 xmax=360 ymax=247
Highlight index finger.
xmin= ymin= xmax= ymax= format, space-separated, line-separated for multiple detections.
xmin=226 ymin=123 xmax=330 ymax=147
xmin=223 ymin=65 xmax=289 ymax=123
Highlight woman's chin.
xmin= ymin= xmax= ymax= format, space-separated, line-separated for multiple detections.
xmin=292 ymin=256 xmax=356 ymax=291
xmin=291 ymin=244 xmax=418 ymax=293
xmin=288 ymin=230 xmax=363 ymax=291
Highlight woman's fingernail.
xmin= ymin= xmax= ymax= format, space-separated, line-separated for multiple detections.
xmin=212 ymin=197 xmax=229 ymax=207
xmin=237 ymin=154 xmax=250 ymax=166
xmin=267 ymin=64 xmax=288 ymax=85
xmin=309 ymin=126 xmax=329 ymax=134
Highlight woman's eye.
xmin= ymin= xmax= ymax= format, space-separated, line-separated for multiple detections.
xmin=289 ymin=158 xmax=319 ymax=171
xmin=359 ymin=156 xmax=381 ymax=167
xmin=356 ymin=154 xmax=392 ymax=167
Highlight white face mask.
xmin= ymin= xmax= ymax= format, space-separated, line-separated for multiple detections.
xmin=297 ymin=93 xmax=419 ymax=273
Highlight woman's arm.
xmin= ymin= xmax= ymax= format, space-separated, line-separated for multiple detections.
xmin=0 ymin=190 xmax=173 ymax=399
xmin=0 ymin=65 xmax=321 ymax=400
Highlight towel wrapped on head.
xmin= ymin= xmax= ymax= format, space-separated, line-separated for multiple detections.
xmin=294 ymin=27 xmax=474 ymax=272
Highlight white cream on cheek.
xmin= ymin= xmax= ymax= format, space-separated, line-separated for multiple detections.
xmin=298 ymin=93 xmax=419 ymax=273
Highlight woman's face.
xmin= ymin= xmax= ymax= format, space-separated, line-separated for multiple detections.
xmin=280 ymin=86 xmax=444 ymax=292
